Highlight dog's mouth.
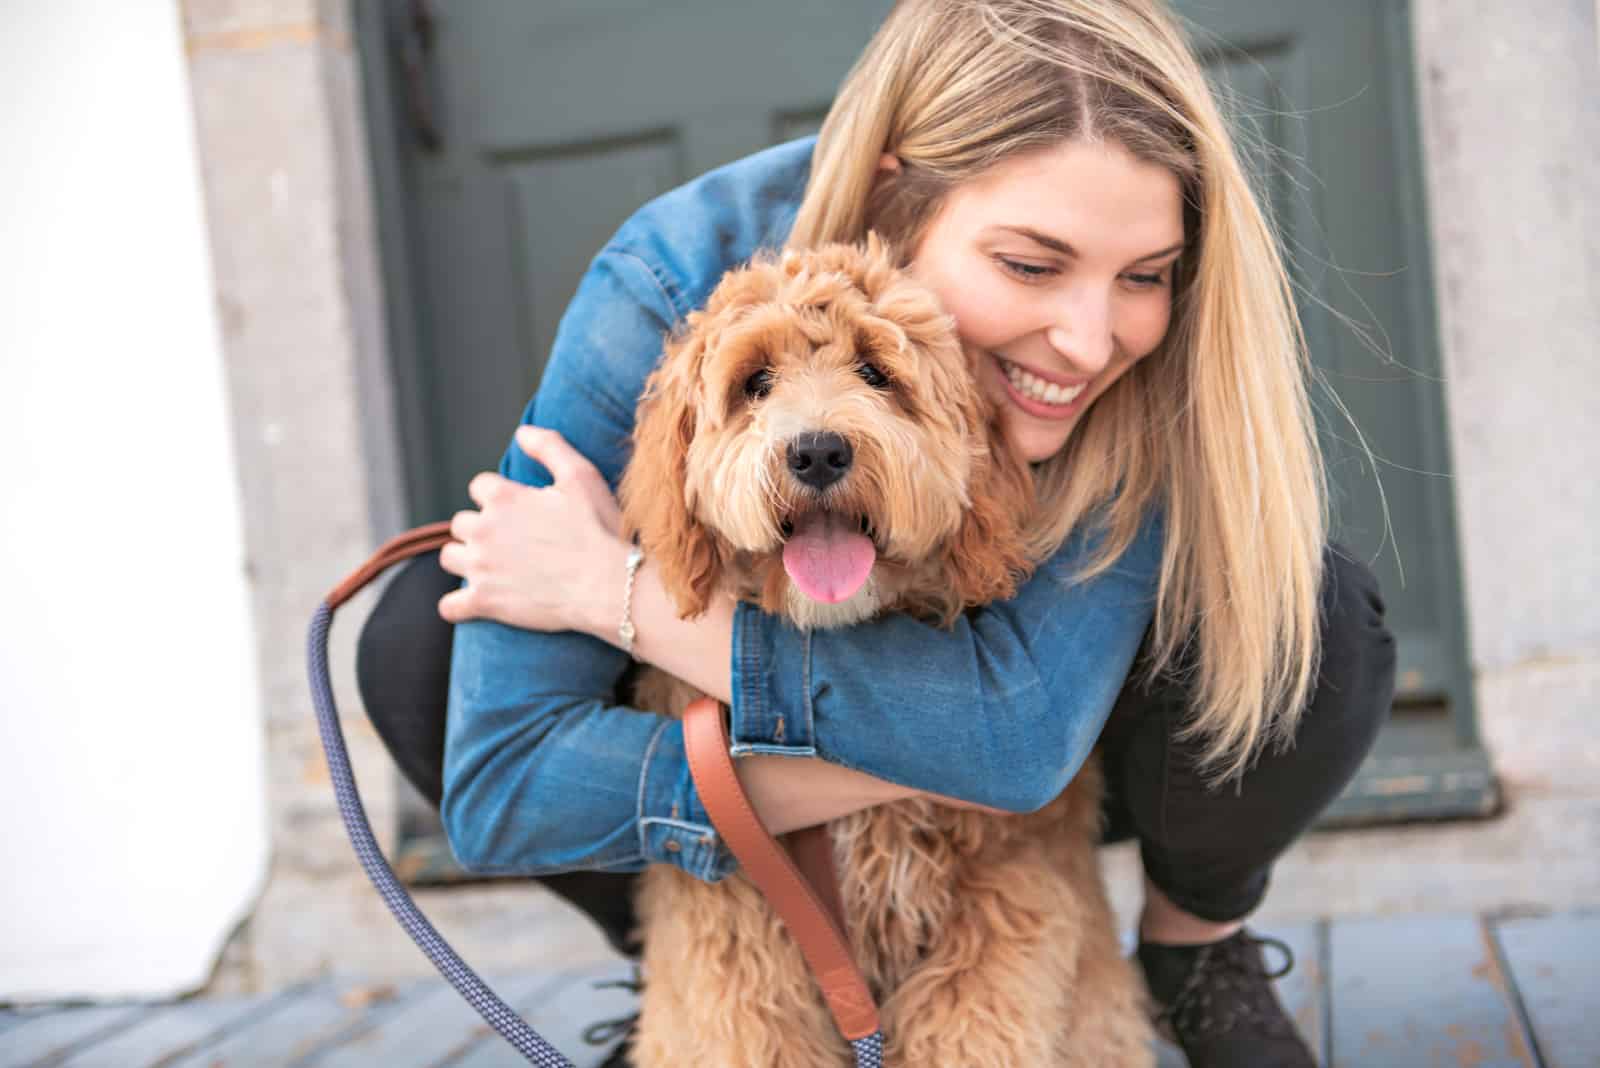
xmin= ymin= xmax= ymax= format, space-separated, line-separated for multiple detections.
xmin=779 ymin=509 xmax=878 ymax=604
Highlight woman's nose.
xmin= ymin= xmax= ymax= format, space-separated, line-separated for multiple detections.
xmin=1045 ymin=293 xmax=1115 ymax=376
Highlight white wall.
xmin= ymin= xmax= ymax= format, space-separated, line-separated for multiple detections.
xmin=1413 ymin=0 xmax=1600 ymax=676
xmin=0 ymin=1 xmax=268 ymax=1001
xmin=1409 ymin=0 xmax=1600 ymax=810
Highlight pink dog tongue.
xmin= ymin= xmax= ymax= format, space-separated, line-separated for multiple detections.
xmin=782 ymin=512 xmax=877 ymax=604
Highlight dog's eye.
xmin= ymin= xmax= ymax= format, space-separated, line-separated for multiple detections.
xmin=743 ymin=367 xmax=774 ymax=400
xmin=857 ymin=361 xmax=891 ymax=390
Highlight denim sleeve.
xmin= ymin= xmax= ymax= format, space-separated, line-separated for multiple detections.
xmin=730 ymin=513 xmax=1166 ymax=813
xmin=442 ymin=249 xmax=737 ymax=883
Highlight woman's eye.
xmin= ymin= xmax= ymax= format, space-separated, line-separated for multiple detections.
xmin=998 ymin=257 xmax=1055 ymax=281
xmin=1124 ymin=269 xmax=1170 ymax=289
xmin=743 ymin=367 xmax=773 ymax=399
xmin=857 ymin=361 xmax=890 ymax=389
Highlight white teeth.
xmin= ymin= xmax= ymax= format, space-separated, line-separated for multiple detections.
xmin=999 ymin=358 xmax=1085 ymax=407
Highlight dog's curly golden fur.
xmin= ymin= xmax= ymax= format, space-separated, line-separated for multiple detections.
xmin=617 ymin=236 xmax=1153 ymax=1066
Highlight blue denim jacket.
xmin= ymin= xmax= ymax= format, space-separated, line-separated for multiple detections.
xmin=442 ymin=137 xmax=1165 ymax=884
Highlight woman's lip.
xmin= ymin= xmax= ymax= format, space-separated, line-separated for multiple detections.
xmin=990 ymin=352 xmax=1092 ymax=421
xmin=993 ymin=355 xmax=1091 ymax=389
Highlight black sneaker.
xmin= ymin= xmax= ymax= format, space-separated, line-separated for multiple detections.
xmin=584 ymin=967 xmax=641 ymax=1067
xmin=595 ymin=1042 xmax=634 ymax=1068
xmin=1137 ymin=928 xmax=1316 ymax=1067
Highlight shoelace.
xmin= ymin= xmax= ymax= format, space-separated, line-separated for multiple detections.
xmin=1157 ymin=931 xmax=1296 ymax=1040
xmin=582 ymin=968 xmax=644 ymax=1047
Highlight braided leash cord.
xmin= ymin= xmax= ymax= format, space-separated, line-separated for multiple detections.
xmin=310 ymin=592 xmax=885 ymax=1068
xmin=307 ymin=602 xmax=573 ymax=1067
xmin=852 ymin=1033 xmax=886 ymax=1066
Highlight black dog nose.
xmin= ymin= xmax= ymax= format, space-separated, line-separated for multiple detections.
xmin=787 ymin=432 xmax=853 ymax=491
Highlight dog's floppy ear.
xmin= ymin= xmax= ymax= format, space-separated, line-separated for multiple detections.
xmin=941 ymin=420 xmax=1036 ymax=622
xmin=619 ymin=321 xmax=724 ymax=618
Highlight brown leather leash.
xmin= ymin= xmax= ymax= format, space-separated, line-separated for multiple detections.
xmin=326 ymin=520 xmax=454 ymax=610
xmin=683 ymin=697 xmax=881 ymax=1043
xmin=313 ymin=524 xmax=884 ymax=1064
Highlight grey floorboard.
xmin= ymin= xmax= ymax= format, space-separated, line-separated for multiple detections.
xmin=163 ymin=978 xmax=420 ymax=1068
xmin=306 ymin=968 xmax=597 ymax=1068
xmin=57 ymin=995 xmax=276 ymax=1068
xmin=1268 ymin=921 xmax=1327 ymax=1063
xmin=0 ymin=1005 xmax=148 ymax=1068
xmin=1328 ymin=913 xmax=1538 ymax=1068
xmin=1494 ymin=910 xmax=1600 ymax=1068
xmin=446 ymin=960 xmax=638 ymax=1068
xmin=15 ymin=910 xmax=1600 ymax=1067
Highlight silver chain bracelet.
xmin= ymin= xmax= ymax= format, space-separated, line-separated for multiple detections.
xmin=619 ymin=544 xmax=645 ymax=658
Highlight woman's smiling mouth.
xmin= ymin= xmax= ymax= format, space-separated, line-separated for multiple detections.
xmin=992 ymin=353 xmax=1090 ymax=419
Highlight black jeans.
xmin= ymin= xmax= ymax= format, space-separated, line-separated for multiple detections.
xmin=359 ymin=542 xmax=1394 ymax=955
xmin=1096 ymin=543 xmax=1396 ymax=922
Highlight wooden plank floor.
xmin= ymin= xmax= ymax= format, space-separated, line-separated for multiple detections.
xmin=4 ymin=911 xmax=1595 ymax=1067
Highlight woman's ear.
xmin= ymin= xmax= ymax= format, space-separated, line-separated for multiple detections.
xmin=619 ymin=327 xmax=724 ymax=618
xmin=941 ymin=419 xmax=1035 ymax=620
xmin=868 ymin=152 xmax=903 ymax=205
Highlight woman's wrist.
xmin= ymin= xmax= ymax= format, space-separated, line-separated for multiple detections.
xmin=582 ymin=536 xmax=635 ymax=644
xmin=624 ymin=559 xmax=736 ymax=703
xmin=735 ymin=755 xmax=922 ymax=835
xmin=579 ymin=546 xmax=736 ymax=703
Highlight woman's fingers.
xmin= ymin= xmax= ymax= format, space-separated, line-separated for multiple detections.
xmin=511 ymin=425 xmax=623 ymax=536
xmin=515 ymin=425 xmax=602 ymax=486
xmin=437 ymin=585 xmax=476 ymax=623
xmin=438 ymin=537 xmax=469 ymax=578
xmin=436 ymin=428 xmax=626 ymax=633
xmin=437 ymin=587 xmax=463 ymax=622
xmin=467 ymin=471 xmax=514 ymax=509
xmin=448 ymin=508 xmax=481 ymax=542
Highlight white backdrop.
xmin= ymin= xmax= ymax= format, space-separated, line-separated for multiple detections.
xmin=0 ymin=1 xmax=268 ymax=1000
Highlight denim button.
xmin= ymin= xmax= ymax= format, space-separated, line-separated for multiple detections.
xmin=664 ymin=839 xmax=681 ymax=853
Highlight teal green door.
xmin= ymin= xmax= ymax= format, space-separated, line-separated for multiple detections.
xmin=358 ymin=0 xmax=1485 ymax=863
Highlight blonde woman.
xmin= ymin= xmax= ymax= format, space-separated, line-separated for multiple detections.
xmin=416 ymin=1 xmax=1398 ymax=1063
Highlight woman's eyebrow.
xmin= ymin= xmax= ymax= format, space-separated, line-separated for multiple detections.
xmin=994 ymin=224 xmax=1184 ymax=263
xmin=1133 ymin=242 xmax=1186 ymax=263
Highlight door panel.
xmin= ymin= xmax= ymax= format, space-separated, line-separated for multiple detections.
xmin=378 ymin=0 xmax=894 ymax=524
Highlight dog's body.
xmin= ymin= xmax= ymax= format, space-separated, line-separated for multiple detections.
xmin=617 ymin=238 xmax=1152 ymax=1066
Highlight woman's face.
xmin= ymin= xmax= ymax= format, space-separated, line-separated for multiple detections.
xmin=902 ymin=139 xmax=1185 ymax=463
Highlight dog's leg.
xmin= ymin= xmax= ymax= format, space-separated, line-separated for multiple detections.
xmin=875 ymin=841 xmax=1075 ymax=1067
xmin=875 ymin=783 xmax=1155 ymax=1067
xmin=631 ymin=867 xmax=855 ymax=1068
xmin=1028 ymin=768 xmax=1155 ymax=1068
xmin=1045 ymin=839 xmax=1156 ymax=1067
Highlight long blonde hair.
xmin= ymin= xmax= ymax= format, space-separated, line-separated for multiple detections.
xmin=787 ymin=0 xmax=1328 ymax=780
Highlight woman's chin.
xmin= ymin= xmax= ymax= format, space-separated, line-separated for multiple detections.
xmin=1000 ymin=409 xmax=1078 ymax=464
xmin=977 ymin=353 xmax=1083 ymax=462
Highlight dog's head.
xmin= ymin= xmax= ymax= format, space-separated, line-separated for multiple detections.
xmin=620 ymin=235 xmax=1033 ymax=630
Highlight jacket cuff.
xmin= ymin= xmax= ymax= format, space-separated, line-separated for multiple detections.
xmin=729 ymin=601 xmax=819 ymax=757
xmin=636 ymin=719 xmax=738 ymax=882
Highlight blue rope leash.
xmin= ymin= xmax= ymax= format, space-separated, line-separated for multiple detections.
xmin=309 ymin=591 xmax=886 ymax=1066
xmin=307 ymin=601 xmax=574 ymax=1066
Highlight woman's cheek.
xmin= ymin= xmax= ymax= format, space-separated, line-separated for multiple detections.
xmin=1141 ymin=293 xmax=1174 ymax=355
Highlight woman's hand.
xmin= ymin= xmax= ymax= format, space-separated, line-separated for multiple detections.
xmin=437 ymin=426 xmax=630 ymax=636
